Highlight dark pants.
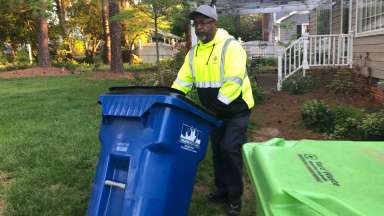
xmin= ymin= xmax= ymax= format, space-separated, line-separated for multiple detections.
xmin=211 ymin=113 xmax=250 ymax=202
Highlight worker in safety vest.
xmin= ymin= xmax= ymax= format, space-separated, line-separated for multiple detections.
xmin=171 ymin=5 xmax=254 ymax=216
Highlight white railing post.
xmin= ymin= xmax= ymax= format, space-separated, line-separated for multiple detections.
xmin=302 ymin=33 xmax=309 ymax=77
xmin=349 ymin=31 xmax=354 ymax=68
xmin=277 ymin=50 xmax=283 ymax=91
xmin=27 ymin=43 xmax=33 ymax=65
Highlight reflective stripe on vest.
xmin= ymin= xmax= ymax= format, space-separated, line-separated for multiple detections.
xmin=189 ymin=45 xmax=196 ymax=80
xmin=175 ymin=78 xmax=193 ymax=88
xmin=220 ymin=38 xmax=236 ymax=82
xmin=189 ymin=38 xmax=244 ymax=87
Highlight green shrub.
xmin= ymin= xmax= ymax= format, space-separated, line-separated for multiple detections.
xmin=123 ymin=63 xmax=156 ymax=72
xmin=14 ymin=49 xmax=30 ymax=65
xmin=302 ymin=100 xmax=334 ymax=133
xmin=95 ymin=64 xmax=110 ymax=71
xmin=159 ymin=49 xmax=186 ymax=86
xmin=252 ymin=84 xmax=264 ymax=104
xmin=333 ymin=106 xmax=364 ymax=138
xmin=260 ymin=57 xmax=277 ymax=66
xmin=282 ymin=74 xmax=316 ymax=94
xmin=359 ymin=110 xmax=384 ymax=140
xmin=186 ymin=88 xmax=202 ymax=106
xmin=327 ymin=70 xmax=354 ymax=94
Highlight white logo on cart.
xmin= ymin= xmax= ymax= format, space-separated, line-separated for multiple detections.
xmin=115 ymin=142 xmax=130 ymax=152
xmin=180 ymin=124 xmax=201 ymax=153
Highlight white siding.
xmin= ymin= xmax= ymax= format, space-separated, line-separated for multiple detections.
xmin=352 ymin=0 xmax=384 ymax=79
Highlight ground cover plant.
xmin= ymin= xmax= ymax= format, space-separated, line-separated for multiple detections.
xmin=302 ymin=99 xmax=384 ymax=140
xmin=0 ymin=74 xmax=256 ymax=215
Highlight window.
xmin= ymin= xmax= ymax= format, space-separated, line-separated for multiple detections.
xmin=341 ymin=0 xmax=350 ymax=34
xmin=357 ymin=0 xmax=384 ymax=35
xmin=297 ymin=25 xmax=302 ymax=38
xmin=317 ymin=1 xmax=332 ymax=34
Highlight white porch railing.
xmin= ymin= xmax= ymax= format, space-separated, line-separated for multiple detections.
xmin=277 ymin=33 xmax=353 ymax=90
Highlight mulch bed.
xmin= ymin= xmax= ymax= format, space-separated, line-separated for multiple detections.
xmin=0 ymin=67 xmax=71 ymax=79
xmin=250 ymin=87 xmax=383 ymax=141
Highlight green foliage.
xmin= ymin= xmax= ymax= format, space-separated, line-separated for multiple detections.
xmin=186 ymin=88 xmax=201 ymax=106
xmin=252 ymin=84 xmax=265 ymax=104
xmin=53 ymin=40 xmax=73 ymax=63
xmin=359 ymin=111 xmax=384 ymax=140
xmin=157 ymin=48 xmax=185 ymax=86
xmin=302 ymin=100 xmax=384 ymax=140
xmin=279 ymin=20 xmax=296 ymax=29
xmin=118 ymin=7 xmax=153 ymax=48
xmin=302 ymin=100 xmax=335 ymax=133
xmin=333 ymin=106 xmax=364 ymax=138
xmin=282 ymin=74 xmax=316 ymax=94
xmin=327 ymin=70 xmax=354 ymax=94
xmin=260 ymin=57 xmax=277 ymax=66
xmin=218 ymin=14 xmax=262 ymax=41
xmin=124 ymin=63 xmax=157 ymax=73
xmin=170 ymin=3 xmax=190 ymax=37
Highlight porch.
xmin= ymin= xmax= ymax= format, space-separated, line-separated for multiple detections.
xmin=199 ymin=0 xmax=384 ymax=99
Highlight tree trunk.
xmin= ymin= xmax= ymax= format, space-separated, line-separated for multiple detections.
xmin=102 ymin=0 xmax=111 ymax=64
xmin=154 ymin=11 xmax=164 ymax=85
xmin=109 ymin=0 xmax=123 ymax=72
xmin=37 ymin=16 xmax=51 ymax=67
xmin=55 ymin=0 xmax=67 ymax=35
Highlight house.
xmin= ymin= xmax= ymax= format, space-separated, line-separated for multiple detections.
xmin=137 ymin=30 xmax=182 ymax=64
xmin=274 ymin=11 xmax=310 ymax=45
xmin=197 ymin=0 xmax=384 ymax=99
xmin=275 ymin=0 xmax=384 ymax=98
xmin=308 ymin=0 xmax=384 ymax=84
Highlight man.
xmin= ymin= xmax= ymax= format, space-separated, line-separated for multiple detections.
xmin=171 ymin=5 xmax=254 ymax=216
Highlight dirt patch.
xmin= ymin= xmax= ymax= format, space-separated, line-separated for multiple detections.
xmin=86 ymin=71 xmax=134 ymax=80
xmin=250 ymin=87 xmax=383 ymax=141
xmin=0 ymin=67 xmax=71 ymax=79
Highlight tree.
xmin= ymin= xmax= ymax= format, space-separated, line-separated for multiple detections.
xmin=68 ymin=0 xmax=103 ymax=63
xmin=169 ymin=2 xmax=193 ymax=51
xmin=101 ymin=0 xmax=111 ymax=64
xmin=138 ymin=0 xmax=182 ymax=85
xmin=109 ymin=0 xmax=123 ymax=72
xmin=0 ymin=0 xmax=36 ymax=58
xmin=218 ymin=14 xmax=262 ymax=41
xmin=55 ymin=0 xmax=70 ymax=36
xmin=35 ymin=1 xmax=53 ymax=67
xmin=117 ymin=6 xmax=153 ymax=63
xmin=37 ymin=15 xmax=50 ymax=67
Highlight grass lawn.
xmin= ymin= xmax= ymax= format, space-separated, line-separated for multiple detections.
xmin=0 ymin=75 xmax=256 ymax=215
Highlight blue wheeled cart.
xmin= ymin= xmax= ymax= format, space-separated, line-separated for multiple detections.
xmin=87 ymin=86 xmax=221 ymax=216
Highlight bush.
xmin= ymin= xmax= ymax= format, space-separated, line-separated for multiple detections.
xmin=302 ymin=100 xmax=384 ymax=140
xmin=159 ymin=48 xmax=185 ymax=86
xmin=327 ymin=70 xmax=354 ymax=94
xmin=260 ymin=57 xmax=277 ymax=66
xmin=282 ymin=74 xmax=316 ymax=94
xmin=333 ymin=106 xmax=364 ymax=138
xmin=359 ymin=110 xmax=384 ymax=140
xmin=252 ymin=84 xmax=264 ymax=104
xmin=123 ymin=63 xmax=156 ymax=73
xmin=302 ymin=100 xmax=334 ymax=133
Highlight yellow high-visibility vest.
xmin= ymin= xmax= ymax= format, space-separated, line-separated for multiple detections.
xmin=172 ymin=29 xmax=254 ymax=110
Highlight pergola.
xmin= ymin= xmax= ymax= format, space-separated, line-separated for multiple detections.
xmin=199 ymin=0 xmax=324 ymax=15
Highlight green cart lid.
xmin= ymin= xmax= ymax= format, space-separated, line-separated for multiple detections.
xmin=243 ymin=138 xmax=384 ymax=216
